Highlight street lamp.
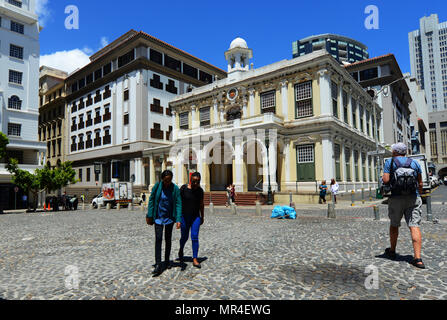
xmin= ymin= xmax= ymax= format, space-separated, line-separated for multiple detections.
xmin=370 ymin=75 xmax=410 ymax=191
xmin=265 ymin=130 xmax=273 ymax=205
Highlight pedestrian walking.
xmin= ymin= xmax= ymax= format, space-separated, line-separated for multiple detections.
xmin=230 ymin=184 xmax=236 ymax=204
xmin=146 ymin=170 xmax=182 ymax=277
xmin=330 ymin=179 xmax=339 ymax=204
xmin=319 ymin=180 xmax=328 ymax=204
xmin=382 ymin=143 xmax=425 ymax=269
xmin=80 ymin=194 xmax=85 ymax=204
xmin=177 ymin=172 xmax=205 ymax=268
xmin=71 ymin=195 xmax=79 ymax=210
xmin=142 ymin=192 xmax=146 ymax=203
xmin=226 ymin=184 xmax=232 ymax=207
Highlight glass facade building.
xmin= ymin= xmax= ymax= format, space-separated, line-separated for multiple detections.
xmin=292 ymin=34 xmax=369 ymax=64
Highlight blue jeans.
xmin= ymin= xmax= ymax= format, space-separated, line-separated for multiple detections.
xmin=179 ymin=216 xmax=201 ymax=259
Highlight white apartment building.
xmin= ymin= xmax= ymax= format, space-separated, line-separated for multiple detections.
xmin=0 ymin=0 xmax=46 ymax=210
xmin=64 ymin=30 xmax=226 ymax=200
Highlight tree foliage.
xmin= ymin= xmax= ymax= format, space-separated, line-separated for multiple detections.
xmin=0 ymin=132 xmax=9 ymax=160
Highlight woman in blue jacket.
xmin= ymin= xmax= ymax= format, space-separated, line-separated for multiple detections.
xmin=146 ymin=170 xmax=182 ymax=277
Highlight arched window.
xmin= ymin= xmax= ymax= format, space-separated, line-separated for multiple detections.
xmin=8 ymin=96 xmax=22 ymax=110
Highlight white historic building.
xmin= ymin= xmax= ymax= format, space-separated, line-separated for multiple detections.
xmin=0 ymin=0 xmax=46 ymax=210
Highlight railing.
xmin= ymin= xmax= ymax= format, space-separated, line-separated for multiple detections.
xmin=151 ymin=130 xmax=164 ymax=140
xmin=150 ymin=104 xmax=164 ymax=114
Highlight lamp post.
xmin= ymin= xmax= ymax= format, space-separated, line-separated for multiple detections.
xmin=265 ymin=131 xmax=273 ymax=205
xmin=371 ymin=75 xmax=410 ymax=191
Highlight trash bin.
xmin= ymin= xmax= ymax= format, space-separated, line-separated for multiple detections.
xmin=375 ymin=188 xmax=383 ymax=200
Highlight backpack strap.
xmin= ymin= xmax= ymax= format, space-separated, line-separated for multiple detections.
xmin=404 ymin=158 xmax=413 ymax=168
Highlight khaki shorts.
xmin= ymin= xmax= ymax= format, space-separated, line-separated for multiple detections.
xmin=388 ymin=196 xmax=422 ymax=228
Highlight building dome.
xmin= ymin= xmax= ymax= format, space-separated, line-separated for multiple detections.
xmin=229 ymin=37 xmax=248 ymax=50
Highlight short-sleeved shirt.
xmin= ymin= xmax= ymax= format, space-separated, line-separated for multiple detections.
xmin=319 ymin=185 xmax=327 ymax=196
xmin=156 ymin=184 xmax=174 ymax=225
xmin=384 ymin=157 xmax=422 ymax=196
xmin=181 ymin=185 xmax=204 ymax=219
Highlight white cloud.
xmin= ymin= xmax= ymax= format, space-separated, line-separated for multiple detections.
xmin=35 ymin=0 xmax=51 ymax=27
xmin=40 ymin=49 xmax=91 ymax=74
xmin=100 ymin=37 xmax=109 ymax=49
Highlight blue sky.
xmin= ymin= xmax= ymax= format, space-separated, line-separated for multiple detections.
xmin=37 ymin=0 xmax=447 ymax=74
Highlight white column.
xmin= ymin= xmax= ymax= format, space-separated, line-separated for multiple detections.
xmin=249 ymin=89 xmax=255 ymax=117
xmin=242 ymin=98 xmax=248 ymax=119
xmin=149 ymin=155 xmax=155 ymax=190
xmin=322 ymin=135 xmax=334 ymax=182
xmin=351 ymin=147 xmax=356 ymax=188
xmin=281 ymin=80 xmax=288 ymax=119
xmin=284 ymin=139 xmax=291 ymax=185
xmin=213 ymin=100 xmax=218 ymax=124
xmin=135 ymin=158 xmax=142 ymax=185
xmin=339 ymin=81 xmax=345 ymax=122
xmin=219 ymin=105 xmax=225 ymax=122
xmin=268 ymin=139 xmax=278 ymax=191
xmin=318 ymin=69 xmax=332 ymax=115
xmin=172 ymin=111 xmax=178 ymax=141
xmin=340 ymin=141 xmax=346 ymax=183
xmin=234 ymin=141 xmax=244 ymax=192
xmin=347 ymin=89 xmax=352 ymax=126
xmin=191 ymin=105 xmax=198 ymax=129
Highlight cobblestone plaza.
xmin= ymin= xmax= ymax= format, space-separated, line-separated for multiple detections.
xmin=0 ymin=199 xmax=446 ymax=300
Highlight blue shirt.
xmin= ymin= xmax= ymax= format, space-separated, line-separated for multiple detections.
xmin=155 ymin=184 xmax=174 ymax=225
xmin=384 ymin=157 xmax=422 ymax=196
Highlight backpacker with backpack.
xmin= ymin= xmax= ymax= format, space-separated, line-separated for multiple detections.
xmin=389 ymin=157 xmax=418 ymax=196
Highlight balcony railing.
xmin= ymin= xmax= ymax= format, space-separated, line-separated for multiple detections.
xmin=103 ymin=113 xmax=111 ymax=122
xmin=151 ymin=129 xmax=164 ymax=140
xmin=150 ymin=104 xmax=164 ymax=114
xmin=103 ymin=135 xmax=111 ymax=145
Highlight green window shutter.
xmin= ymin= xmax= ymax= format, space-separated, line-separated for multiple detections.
xmin=296 ymin=144 xmax=315 ymax=182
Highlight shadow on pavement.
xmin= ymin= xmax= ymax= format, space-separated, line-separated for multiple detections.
xmin=375 ymin=253 xmax=414 ymax=264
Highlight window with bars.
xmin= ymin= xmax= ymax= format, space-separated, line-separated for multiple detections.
xmin=334 ymin=144 xmax=341 ymax=181
xmin=331 ymin=81 xmax=338 ymax=118
xmin=10 ymin=21 xmax=24 ymax=34
xmin=10 ymin=44 xmax=23 ymax=59
xmin=343 ymin=90 xmax=349 ymax=124
xmin=180 ymin=112 xmax=189 ymax=130
xmin=297 ymin=144 xmax=315 ymax=182
xmin=8 ymin=123 xmax=21 ymax=136
xmin=295 ymin=81 xmax=313 ymax=118
xmin=8 ymin=96 xmax=21 ymax=110
xmin=261 ymin=91 xmax=276 ymax=114
xmin=352 ymin=98 xmax=357 ymax=129
xmin=345 ymin=147 xmax=351 ymax=182
xmin=200 ymin=107 xmax=211 ymax=126
xmin=9 ymin=70 xmax=22 ymax=84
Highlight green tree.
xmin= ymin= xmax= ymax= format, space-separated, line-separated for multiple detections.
xmin=6 ymin=160 xmax=77 ymax=211
xmin=0 ymin=132 xmax=9 ymax=160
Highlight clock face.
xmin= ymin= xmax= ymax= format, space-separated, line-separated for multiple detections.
xmin=227 ymin=88 xmax=238 ymax=101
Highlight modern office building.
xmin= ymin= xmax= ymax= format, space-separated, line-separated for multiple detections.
xmin=149 ymin=38 xmax=384 ymax=205
xmin=38 ymin=66 xmax=68 ymax=169
xmin=405 ymin=74 xmax=430 ymax=159
xmin=409 ymin=14 xmax=447 ymax=175
xmin=293 ymin=34 xmax=369 ymax=64
xmin=0 ymin=0 xmax=46 ymax=210
xmin=64 ymin=30 xmax=227 ymax=200
xmin=345 ymin=54 xmax=413 ymax=152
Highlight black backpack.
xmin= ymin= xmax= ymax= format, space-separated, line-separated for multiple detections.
xmin=389 ymin=158 xmax=418 ymax=196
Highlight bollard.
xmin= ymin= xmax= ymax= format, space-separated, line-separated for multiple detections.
xmin=289 ymin=192 xmax=293 ymax=207
xmin=107 ymin=203 xmax=111 ymax=211
xmin=140 ymin=203 xmax=145 ymax=212
xmin=128 ymin=203 xmax=133 ymax=211
xmin=209 ymin=202 xmax=214 ymax=215
xmin=97 ymin=203 xmax=101 ymax=210
xmin=369 ymin=187 xmax=372 ymax=202
xmin=361 ymin=188 xmax=365 ymax=204
xmin=117 ymin=203 xmax=121 ymax=211
xmin=328 ymin=203 xmax=336 ymax=219
xmin=255 ymin=201 xmax=261 ymax=217
xmin=351 ymin=190 xmax=355 ymax=207
xmin=231 ymin=203 xmax=237 ymax=215
xmin=426 ymin=195 xmax=433 ymax=222
xmin=373 ymin=205 xmax=380 ymax=220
